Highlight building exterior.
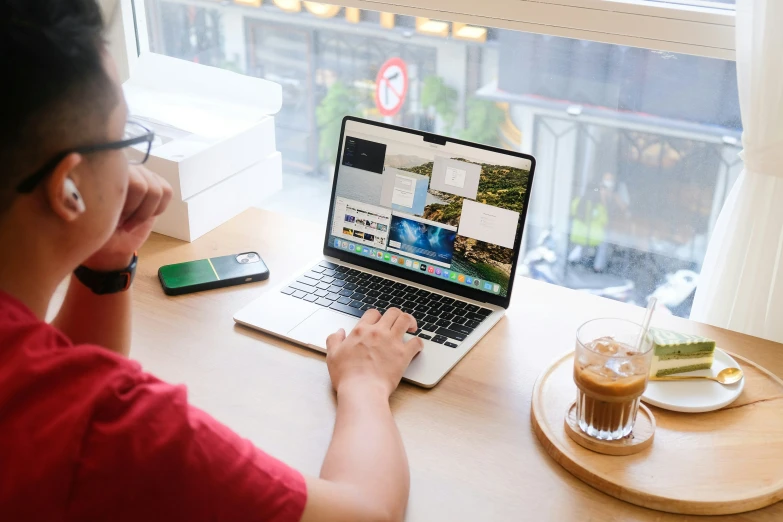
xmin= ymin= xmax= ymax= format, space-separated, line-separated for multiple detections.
xmin=143 ymin=0 xmax=744 ymax=316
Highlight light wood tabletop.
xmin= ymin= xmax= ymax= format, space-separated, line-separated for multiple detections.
xmin=130 ymin=208 xmax=783 ymax=521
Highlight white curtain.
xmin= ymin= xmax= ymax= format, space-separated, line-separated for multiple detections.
xmin=691 ymin=0 xmax=783 ymax=342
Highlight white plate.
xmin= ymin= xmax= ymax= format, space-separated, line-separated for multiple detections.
xmin=642 ymin=348 xmax=744 ymax=413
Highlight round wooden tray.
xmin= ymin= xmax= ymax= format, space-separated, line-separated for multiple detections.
xmin=531 ymin=351 xmax=783 ymax=515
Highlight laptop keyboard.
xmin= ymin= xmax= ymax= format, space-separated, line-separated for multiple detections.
xmin=280 ymin=260 xmax=493 ymax=348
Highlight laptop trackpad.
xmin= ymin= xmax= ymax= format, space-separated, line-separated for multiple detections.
xmin=288 ymin=308 xmax=360 ymax=350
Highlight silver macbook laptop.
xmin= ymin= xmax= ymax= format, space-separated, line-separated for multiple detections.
xmin=235 ymin=117 xmax=536 ymax=387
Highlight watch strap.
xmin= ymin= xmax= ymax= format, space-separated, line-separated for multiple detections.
xmin=74 ymin=252 xmax=138 ymax=295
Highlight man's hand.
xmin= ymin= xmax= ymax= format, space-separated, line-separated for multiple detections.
xmin=326 ymin=308 xmax=424 ymax=398
xmin=84 ymin=165 xmax=172 ymax=271
xmin=54 ymin=166 xmax=172 ymax=355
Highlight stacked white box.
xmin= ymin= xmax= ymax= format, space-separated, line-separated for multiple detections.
xmin=123 ymin=53 xmax=282 ymax=241
xmin=153 ymin=151 xmax=282 ymax=242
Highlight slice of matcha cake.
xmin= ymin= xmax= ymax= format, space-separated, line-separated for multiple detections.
xmin=648 ymin=328 xmax=716 ymax=377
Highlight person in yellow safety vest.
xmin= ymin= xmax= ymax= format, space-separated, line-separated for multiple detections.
xmin=568 ymin=172 xmax=631 ymax=272
xmin=568 ymin=183 xmax=609 ymax=271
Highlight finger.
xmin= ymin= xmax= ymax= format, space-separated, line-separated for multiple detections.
xmin=119 ymin=166 xmax=147 ymax=225
xmin=406 ymin=317 xmax=418 ymax=333
xmin=378 ymin=307 xmax=403 ymax=329
xmin=154 ymin=174 xmax=173 ymax=216
xmin=358 ymin=308 xmax=382 ymax=325
xmin=326 ymin=328 xmax=346 ymax=350
xmin=404 ymin=335 xmax=424 ymax=358
xmin=122 ymin=168 xmax=163 ymax=231
xmin=391 ymin=312 xmax=417 ymax=337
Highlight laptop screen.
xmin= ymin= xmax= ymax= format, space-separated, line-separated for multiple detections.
xmin=326 ymin=119 xmax=534 ymax=299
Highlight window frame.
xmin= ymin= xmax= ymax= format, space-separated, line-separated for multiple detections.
xmin=108 ymin=0 xmax=151 ymax=82
xmin=120 ymin=0 xmax=735 ymax=62
xmin=330 ymin=0 xmax=734 ymax=59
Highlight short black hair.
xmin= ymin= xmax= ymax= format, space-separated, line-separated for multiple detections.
xmin=0 ymin=0 xmax=119 ymax=209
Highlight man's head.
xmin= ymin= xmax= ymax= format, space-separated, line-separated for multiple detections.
xmin=0 ymin=0 xmax=129 ymax=272
xmin=601 ymin=172 xmax=617 ymax=191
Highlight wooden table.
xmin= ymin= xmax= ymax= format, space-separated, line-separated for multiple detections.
xmin=132 ymin=209 xmax=783 ymax=521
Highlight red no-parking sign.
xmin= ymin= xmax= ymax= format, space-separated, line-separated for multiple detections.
xmin=375 ymin=58 xmax=408 ymax=117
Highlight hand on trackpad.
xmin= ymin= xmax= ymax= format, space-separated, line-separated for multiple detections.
xmin=321 ymin=307 xmax=423 ymax=397
xmin=287 ymin=309 xmax=360 ymax=350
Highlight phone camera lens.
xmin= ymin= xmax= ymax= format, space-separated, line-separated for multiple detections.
xmin=240 ymin=258 xmax=249 ymax=263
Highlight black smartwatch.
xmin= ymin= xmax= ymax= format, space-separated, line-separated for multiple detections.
xmin=74 ymin=252 xmax=138 ymax=295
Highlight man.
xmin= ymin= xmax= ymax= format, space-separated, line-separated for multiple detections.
xmin=568 ymin=172 xmax=630 ymax=272
xmin=0 ymin=2 xmax=423 ymax=521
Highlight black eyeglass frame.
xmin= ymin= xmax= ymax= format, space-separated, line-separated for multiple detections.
xmin=15 ymin=122 xmax=155 ymax=194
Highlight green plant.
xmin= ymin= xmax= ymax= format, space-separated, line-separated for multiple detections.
xmin=316 ymin=81 xmax=360 ymax=165
xmin=421 ymin=76 xmax=458 ymax=135
xmin=460 ymin=98 xmax=505 ymax=147
xmin=217 ymin=58 xmax=242 ymax=74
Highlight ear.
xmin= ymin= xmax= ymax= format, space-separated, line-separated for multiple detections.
xmin=45 ymin=153 xmax=85 ymax=222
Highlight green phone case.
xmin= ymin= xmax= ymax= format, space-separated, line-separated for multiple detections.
xmin=158 ymin=252 xmax=269 ymax=295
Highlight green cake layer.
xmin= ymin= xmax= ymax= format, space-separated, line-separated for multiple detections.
xmin=655 ymin=363 xmax=713 ymax=377
xmin=655 ymin=350 xmax=715 ymax=361
xmin=649 ymin=328 xmax=715 ymax=357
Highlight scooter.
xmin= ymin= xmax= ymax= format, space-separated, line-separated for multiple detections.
xmin=647 ymin=269 xmax=699 ymax=317
xmin=522 ymin=230 xmax=636 ymax=303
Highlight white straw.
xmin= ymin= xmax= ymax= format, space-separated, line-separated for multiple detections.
xmin=636 ymin=297 xmax=657 ymax=351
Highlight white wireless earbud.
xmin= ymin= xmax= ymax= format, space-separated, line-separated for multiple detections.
xmin=63 ymin=178 xmax=86 ymax=213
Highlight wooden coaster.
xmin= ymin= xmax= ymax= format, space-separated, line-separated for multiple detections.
xmin=564 ymin=402 xmax=655 ymax=456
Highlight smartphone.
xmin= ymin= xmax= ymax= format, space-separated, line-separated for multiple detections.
xmin=158 ymin=252 xmax=269 ymax=296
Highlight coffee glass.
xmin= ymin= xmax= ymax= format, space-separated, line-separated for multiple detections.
xmin=573 ymin=319 xmax=653 ymax=440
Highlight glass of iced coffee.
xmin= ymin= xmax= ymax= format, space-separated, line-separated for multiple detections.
xmin=574 ymin=319 xmax=653 ymax=441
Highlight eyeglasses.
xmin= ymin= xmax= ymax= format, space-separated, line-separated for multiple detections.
xmin=15 ymin=120 xmax=155 ymax=194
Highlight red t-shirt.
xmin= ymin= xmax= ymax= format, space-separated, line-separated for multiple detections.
xmin=0 ymin=291 xmax=307 ymax=521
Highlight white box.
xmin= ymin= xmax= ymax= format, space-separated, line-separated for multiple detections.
xmin=153 ymin=151 xmax=282 ymax=242
xmin=123 ymin=52 xmax=282 ymax=200
xmin=136 ymin=115 xmax=276 ymax=201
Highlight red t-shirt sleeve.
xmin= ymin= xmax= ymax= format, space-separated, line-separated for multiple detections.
xmin=66 ymin=363 xmax=307 ymax=522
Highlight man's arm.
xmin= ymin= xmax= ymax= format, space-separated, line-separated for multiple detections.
xmin=301 ymin=309 xmax=423 ymax=522
xmin=302 ymin=387 xmax=410 ymax=522
xmin=53 ymin=269 xmax=134 ymax=356
xmin=52 ymin=165 xmax=171 ymax=355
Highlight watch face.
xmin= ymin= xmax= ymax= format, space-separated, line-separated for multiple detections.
xmin=116 ymin=272 xmax=133 ymax=292
xmin=75 ymin=253 xmax=137 ymax=295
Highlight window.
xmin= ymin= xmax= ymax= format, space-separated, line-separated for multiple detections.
xmin=650 ymin=0 xmax=734 ymax=6
xmin=137 ymin=0 xmax=742 ymax=318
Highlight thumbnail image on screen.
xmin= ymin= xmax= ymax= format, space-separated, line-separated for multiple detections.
xmin=388 ymin=215 xmax=457 ymax=266
xmin=329 ymin=122 xmax=532 ymax=298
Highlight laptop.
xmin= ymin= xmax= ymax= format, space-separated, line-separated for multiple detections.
xmin=234 ymin=117 xmax=536 ymax=387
